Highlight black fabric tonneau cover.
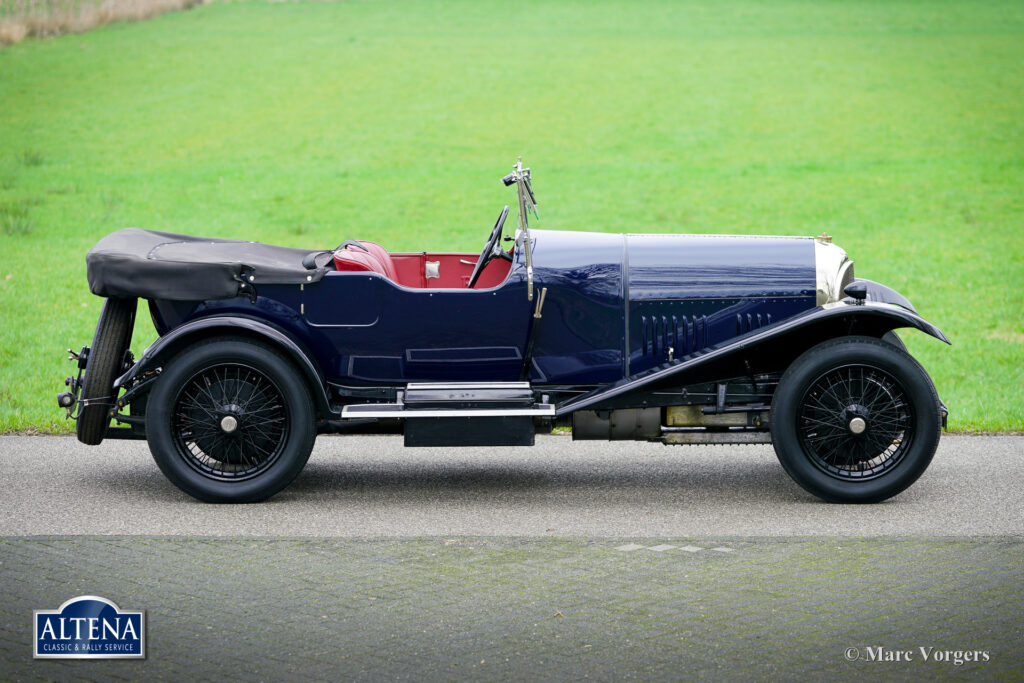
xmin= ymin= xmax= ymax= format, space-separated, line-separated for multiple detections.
xmin=86 ymin=228 xmax=330 ymax=301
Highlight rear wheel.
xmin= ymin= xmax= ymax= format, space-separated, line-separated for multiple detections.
xmin=76 ymin=297 xmax=136 ymax=445
xmin=146 ymin=338 xmax=316 ymax=503
xmin=771 ymin=336 xmax=940 ymax=503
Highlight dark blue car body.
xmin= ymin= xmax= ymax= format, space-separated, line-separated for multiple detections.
xmin=60 ymin=163 xmax=950 ymax=504
xmin=146 ymin=229 xmax=822 ymax=388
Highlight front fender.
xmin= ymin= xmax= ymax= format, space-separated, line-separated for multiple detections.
xmin=556 ymin=299 xmax=948 ymax=415
xmin=847 ymin=278 xmax=918 ymax=314
xmin=822 ymin=299 xmax=948 ymax=344
xmin=115 ymin=316 xmax=333 ymax=417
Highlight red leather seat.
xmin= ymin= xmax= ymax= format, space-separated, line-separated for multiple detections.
xmin=333 ymin=241 xmax=397 ymax=281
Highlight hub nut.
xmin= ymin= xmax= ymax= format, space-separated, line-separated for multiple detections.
xmin=220 ymin=415 xmax=239 ymax=433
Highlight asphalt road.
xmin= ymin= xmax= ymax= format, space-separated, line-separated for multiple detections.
xmin=4 ymin=435 xmax=1022 ymax=679
xmin=5 ymin=537 xmax=1021 ymax=681
xmin=2 ymin=434 xmax=1020 ymax=537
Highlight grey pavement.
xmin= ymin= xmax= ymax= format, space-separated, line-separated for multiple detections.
xmin=1 ymin=537 xmax=1021 ymax=681
xmin=2 ymin=435 xmax=1021 ymax=680
xmin=0 ymin=435 xmax=1021 ymax=537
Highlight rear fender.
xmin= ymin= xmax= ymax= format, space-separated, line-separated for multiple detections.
xmin=115 ymin=316 xmax=333 ymax=417
xmin=555 ymin=300 xmax=949 ymax=415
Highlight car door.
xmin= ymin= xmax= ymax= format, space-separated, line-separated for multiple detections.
xmin=301 ymin=271 xmax=532 ymax=384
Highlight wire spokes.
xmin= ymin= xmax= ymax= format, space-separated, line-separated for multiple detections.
xmin=171 ymin=363 xmax=289 ymax=481
xmin=797 ymin=364 xmax=913 ymax=480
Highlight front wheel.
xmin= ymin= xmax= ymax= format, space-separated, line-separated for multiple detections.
xmin=146 ymin=338 xmax=316 ymax=503
xmin=771 ymin=336 xmax=941 ymax=503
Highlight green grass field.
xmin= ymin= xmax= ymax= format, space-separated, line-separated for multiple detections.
xmin=1 ymin=0 xmax=1022 ymax=432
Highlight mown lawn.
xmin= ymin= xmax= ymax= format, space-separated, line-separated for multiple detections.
xmin=0 ymin=0 xmax=1022 ymax=432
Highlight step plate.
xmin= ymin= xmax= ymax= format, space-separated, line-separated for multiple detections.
xmin=341 ymin=404 xmax=555 ymax=419
xmin=404 ymin=382 xmax=535 ymax=410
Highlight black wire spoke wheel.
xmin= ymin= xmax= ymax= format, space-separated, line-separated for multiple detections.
xmin=797 ymin=364 xmax=913 ymax=480
xmin=771 ymin=336 xmax=941 ymax=503
xmin=172 ymin=363 xmax=289 ymax=481
xmin=146 ymin=338 xmax=316 ymax=503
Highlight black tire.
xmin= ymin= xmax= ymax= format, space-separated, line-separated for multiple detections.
xmin=771 ymin=335 xmax=940 ymax=503
xmin=76 ymin=297 xmax=136 ymax=445
xmin=145 ymin=338 xmax=315 ymax=503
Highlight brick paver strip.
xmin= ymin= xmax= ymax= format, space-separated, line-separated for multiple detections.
xmin=614 ymin=543 xmax=645 ymax=552
xmin=0 ymin=537 xmax=1021 ymax=680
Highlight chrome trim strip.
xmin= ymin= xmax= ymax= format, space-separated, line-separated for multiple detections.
xmin=341 ymin=404 xmax=555 ymax=419
xmin=405 ymin=382 xmax=532 ymax=390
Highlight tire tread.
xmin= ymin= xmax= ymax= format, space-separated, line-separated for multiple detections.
xmin=771 ymin=335 xmax=941 ymax=503
xmin=76 ymin=297 xmax=135 ymax=445
xmin=145 ymin=337 xmax=315 ymax=503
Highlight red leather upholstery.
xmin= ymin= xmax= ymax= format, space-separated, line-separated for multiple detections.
xmin=389 ymin=253 xmax=512 ymax=289
xmin=334 ymin=242 xmax=511 ymax=289
xmin=333 ymin=241 xmax=397 ymax=281
xmin=355 ymin=241 xmax=397 ymax=281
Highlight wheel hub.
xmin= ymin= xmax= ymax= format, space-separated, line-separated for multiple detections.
xmin=840 ymin=404 xmax=870 ymax=436
xmin=220 ymin=415 xmax=239 ymax=433
xmin=848 ymin=416 xmax=867 ymax=434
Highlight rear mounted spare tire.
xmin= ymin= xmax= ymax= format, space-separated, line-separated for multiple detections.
xmin=76 ymin=297 xmax=136 ymax=445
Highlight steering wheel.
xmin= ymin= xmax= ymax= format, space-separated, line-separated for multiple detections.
xmin=467 ymin=205 xmax=512 ymax=288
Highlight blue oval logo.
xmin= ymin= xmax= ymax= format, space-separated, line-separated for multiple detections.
xmin=34 ymin=595 xmax=145 ymax=659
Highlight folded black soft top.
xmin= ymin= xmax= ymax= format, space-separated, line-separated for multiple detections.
xmin=86 ymin=228 xmax=331 ymax=301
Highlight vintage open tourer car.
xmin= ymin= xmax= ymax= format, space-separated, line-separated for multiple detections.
xmin=58 ymin=159 xmax=949 ymax=504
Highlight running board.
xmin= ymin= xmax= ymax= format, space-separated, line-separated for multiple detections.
xmin=341 ymin=404 xmax=555 ymax=419
xmin=341 ymin=381 xmax=553 ymax=420
xmin=340 ymin=381 xmax=551 ymax=448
